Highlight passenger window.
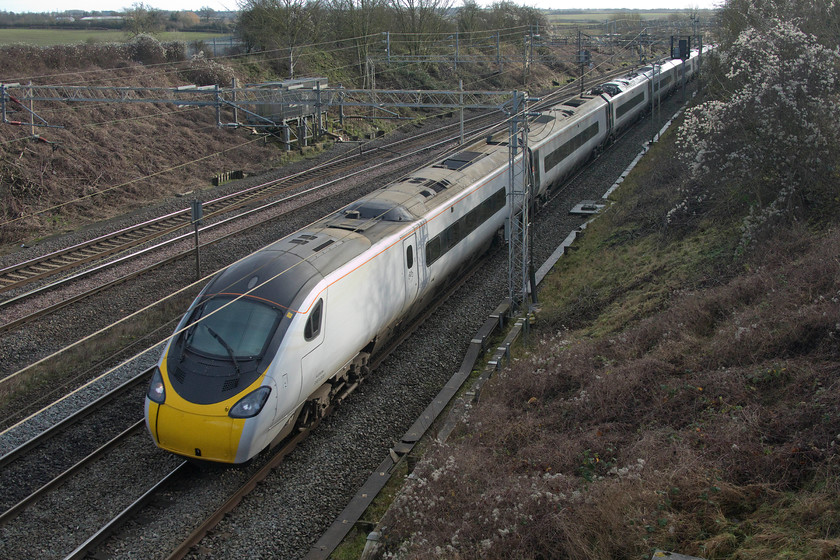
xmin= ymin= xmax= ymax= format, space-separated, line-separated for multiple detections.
xmin=304 ymin=299 xmax=323 ymax=341
xmin=406 ymin=245 xmax=414 ymax=269
xmin=427 ymin=236 xmax=441 ymax=264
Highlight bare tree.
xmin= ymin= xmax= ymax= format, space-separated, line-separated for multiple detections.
xmin=388 ymin=0 xmax=453 ymax=56
xmin=482 ymin=1 xmax=545 ymax=44
xmin=327 ymin=0 xmax=389 ymax=79
xmin=197 ymin=6 xmax=216 ymax=22
xmin=124 ymin=2 xmax=166 ymax=36
xmin=457 ymin=0 xmax=486 ymax=42
xmin=237 ymin=0 xmax=323 ymax=77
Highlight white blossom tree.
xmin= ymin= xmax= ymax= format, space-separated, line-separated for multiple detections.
xmin=672 ymin=13 xmax=840 ymax=253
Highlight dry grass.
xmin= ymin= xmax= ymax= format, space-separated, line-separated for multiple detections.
xmin=0 ymin=39 xmax=316 ymax=251
xmin=382 ymin=223 xmax=840 ymax=557
xmin=379 ymin=122 xmax=840 ymax=559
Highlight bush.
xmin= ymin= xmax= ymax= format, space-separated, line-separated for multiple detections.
xmin=179 ymin=52 xmax=235 ymax=86
xmin=673 ymin=19 xmax=840 ymax=253
xmin=164 ymin=41 xmax=188 ymax=63
xmin=129 ymin=34 xmax=167 ymax=65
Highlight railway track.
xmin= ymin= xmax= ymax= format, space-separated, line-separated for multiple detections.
xmin=4 ymin=66 xmax=652 ymax=557
xmin=0 ymin=368 xmax=153 ymax=524
xmin=0 ymin=65 xmax=643 ymax=438
xmin=0 ymin=117 xmax=508 ymax=340
xmin=0 ymin=136 xmax=468 ymax=430
xmin=1 ymin=240 xmax=486 ymax=560
xmin=0 ymin=117 xmax=496 ymax=299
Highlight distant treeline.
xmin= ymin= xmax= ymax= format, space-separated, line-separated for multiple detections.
xmin=0 ymin=8 xmax=234 ymax=33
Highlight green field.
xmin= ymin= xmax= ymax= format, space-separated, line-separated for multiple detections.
xmin=0 ymin=28 xmax=231 ymax=46
xmin=545 ymin=9 xmax=709 ymax=31
xmin=546 ymin=9 xmax=701 ymax=21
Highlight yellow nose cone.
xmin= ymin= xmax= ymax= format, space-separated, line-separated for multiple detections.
xmin=153 ymin=404 xmax=245 ymax=463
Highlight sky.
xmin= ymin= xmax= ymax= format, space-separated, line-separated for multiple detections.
xmin=1 ymin=0 xmax=721 ymax=15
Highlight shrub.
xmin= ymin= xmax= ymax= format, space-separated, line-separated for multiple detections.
xmin=129 ymin=34 xmax=167 ymax=64
xmin=164 ymin=41 xmax=188 ymax=62
xmin=179 ymin=52 xmax=236 ymax=86
xmin=673 ymin=20 xmax=840 ymax=253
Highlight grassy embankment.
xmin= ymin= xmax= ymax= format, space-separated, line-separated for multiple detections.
xmin=350 ymin=118 xmax=840 ymax=558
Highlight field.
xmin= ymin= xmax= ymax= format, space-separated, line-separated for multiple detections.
xmin=545 ymin=9 xmax=710 ymax=34
xmin=0 ymin=29 xmax=231 ymax=46
xmin=545 ymin=9 xmax=701 ymax=23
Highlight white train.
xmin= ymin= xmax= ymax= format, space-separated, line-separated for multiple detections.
xmin=145 ymin=50 xmax=705 ymax=463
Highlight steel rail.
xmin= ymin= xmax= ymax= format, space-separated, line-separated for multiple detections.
xmin=161 ymin=239 xmax=486 ymax=560
xmin=2 ymin=67 xmax=646 ymax=560
xmin=0 ymin=62 xmax=632 ymax=300
xmin=0 ymin=367 xmax=153 ymax=467
xmin=0 ymin=65 xmax=633 ymax=297
xmin=62 ymin=461 xmax=190 ymax=560
xmin=163 ymin=427 xmax=316 ymax=560
xmin=0 ymin=120 xmax=496 ymax=336
xmin=0 ymin=420 xmax=145 ymax=527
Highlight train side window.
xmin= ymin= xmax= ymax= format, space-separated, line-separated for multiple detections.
xmin=406 ymin=245 xmax=414 ymax=269
xmin=465 ymin=208 xmax=478 ymax=231
xmin=305 ymin=299 xmax=323 ymax=341
xmin=450 ymin=220 xmax=462 ymax=245
xmin=426 ymin=236 xmax=442 ymax=265
xmin=440 ymin=229 xmax=452 ymax=252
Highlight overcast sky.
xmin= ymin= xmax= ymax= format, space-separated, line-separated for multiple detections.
xmin=3 ymin=0 xmax=722 ymax=15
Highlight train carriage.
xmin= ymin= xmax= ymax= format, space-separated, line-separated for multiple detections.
xmin=595 ymin=71 xmax=651 ymax=138
xmin=146 ymin=134 xmax=525 ymax=463
xmin=529 ymin=95 xmax=609 ymax=197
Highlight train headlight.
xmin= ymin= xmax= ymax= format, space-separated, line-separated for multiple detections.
xmin=147 ymin=367 xmax=166 ymax=404
xmin=229 ymin=387 xmax=271 ymax=418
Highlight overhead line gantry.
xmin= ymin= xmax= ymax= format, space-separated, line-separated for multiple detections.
xmin=0 ymin=81 xmax=536 ymax=310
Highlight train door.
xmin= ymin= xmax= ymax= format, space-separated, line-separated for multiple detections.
xmin=402 ymin=233 xmax=419 ymax=309
xmin=530 ymin=148 xmax=541 ymax=195
xmin=300 ymin=294 xmax=326 ymax=397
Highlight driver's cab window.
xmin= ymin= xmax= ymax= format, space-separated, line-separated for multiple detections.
xmin=304 ymin=299 xmax=323 ymax=341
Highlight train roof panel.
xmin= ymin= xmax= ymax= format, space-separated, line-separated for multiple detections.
xmin=331 ymin=188 xmax=425 ymax=223
xmin=591 ymin=67 xmax=651 ymax=96
xmin=242 ymin=126 xmax=519 ymax=277
xmin=346 ymin=140 xmax=510 ymax=219
xmin=202 ymin=249 xmax=323 ymax=312
xmin=206 ymin=224 xmax=382 ymax=309
xmin=435 ymin=150 xmax=487 ymax=171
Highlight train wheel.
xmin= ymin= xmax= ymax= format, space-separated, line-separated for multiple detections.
xmin=297 ymin=385 xmax=331 ymax=430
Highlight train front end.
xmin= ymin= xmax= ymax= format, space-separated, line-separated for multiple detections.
xmin=144 ymin=249 xmax=319 ymax=464
xmin=144 ymin=293 xmax=288 ymax=463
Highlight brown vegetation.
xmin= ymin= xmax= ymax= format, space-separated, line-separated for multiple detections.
xmin=377 ymin=2 xmax=840 ymax=552
xmin=380 ymin=157 xmax=840 ymax=555
xmin=380 ymin=153 xmax=840 ymax=559
xmin=0 ymin=38 xmax=289 ymax=250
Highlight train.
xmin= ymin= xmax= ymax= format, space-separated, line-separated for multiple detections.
xmin=145 ymin=49 xmax=706 ymax=464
